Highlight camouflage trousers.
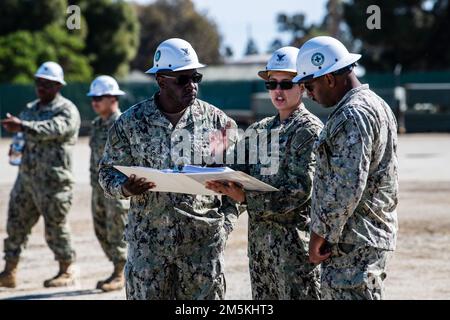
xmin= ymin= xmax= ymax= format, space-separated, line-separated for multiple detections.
xmin=125 ymin=234 xmax=227 ymax=300
xmin=91 ymin=185 xmax=128 ymax=264
xmin=248 ymin=221 xmax=321 ymax=300
xmin=249 ymin=255 xmax=321 ymax=300
xmin=320 ymin=244 xmax=391 ymax=300
xmin=3 ymin=175 xmax=76 ymax=263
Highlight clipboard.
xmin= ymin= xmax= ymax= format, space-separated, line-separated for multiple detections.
xmin=114 ymin=165 xmax=279 ymax=196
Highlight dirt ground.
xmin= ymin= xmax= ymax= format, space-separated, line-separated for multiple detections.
xmin=0 ymin=134 xmax=449 ymax=300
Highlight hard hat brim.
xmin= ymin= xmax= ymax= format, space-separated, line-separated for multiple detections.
xmin=35 ymin=74 xmax=66 ymax=85
xmin=293 ymin=53 xmax=361 ymax=83
xmin=145 ymin=62 xmax=206 ymax=74
xmin=258 ymin=69 xmax=298 ymax=80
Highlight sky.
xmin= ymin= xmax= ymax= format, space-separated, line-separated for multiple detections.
xmin=128 ymin=0 xmax=328 ymax=59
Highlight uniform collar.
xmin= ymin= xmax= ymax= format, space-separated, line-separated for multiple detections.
xmin=143 ymin=93 xmax=201 ymax=130
xmin=35 ymin=93 xmax=63 ymax=111
xmin=94 ymin=110 xmax=121 ymax=127
xmin=104 ymin=110 xmax=121 ymax=126
xmin=270 ymin=103 xmax=307 ymax=131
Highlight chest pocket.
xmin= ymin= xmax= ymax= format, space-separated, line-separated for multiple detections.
xmin=190 ymin=125 xmax=218 ymax=166
xmin=130 ymin=127 xmax=170 ymax=168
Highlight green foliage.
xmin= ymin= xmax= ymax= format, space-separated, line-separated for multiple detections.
xmin=0 ymin=25 xmax=92 ymax=84
xmin=0 ymin=0 xmax=93 ymax=84
xmin=0 ymin=0 xmax=139 ymax=83
xmin=344 ymin=0 xmax=450 ymax=71
xmin=0 ymin=0 xmax=67 ymax=35
xmin=132 ymin=0 xmax=222 ymax=71
xmin=72 ymin=0 xmax=140 ymax=78
xmin=37 ymin=24 xmax=92 ymax=82
xmin=0 ymin=31 xmax=37 ymax=84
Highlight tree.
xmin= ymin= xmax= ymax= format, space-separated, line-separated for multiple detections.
xmin=276 ymin=13 xmax=327 ymax=48
xmin=0 ymin=24 xmax=92 ymax=84
xmin=131 ymin=0 xmax=222 ymax=71
xmin=323 ymin=0 xmax=344 ymax=38
xmin=244 ymin=38 xmax=259 ymax=56
xmin=0 ymin=0 xmax=93 ymax=83
xmin=0 ymin=0 xmax=67 ymax=35
xmin=0 ymin=0 xmax=139 ymax=82
xmin=267 ymin=39 xmax=283 ymax=53
xmin=0 ymin=31 xmax=38 ymax=84
xmin=70 ymin=0 xmax=140 ymax=78
xmin=36 ymin=24 xmax=92 ymax=82
xmin=344 ymin=0 xmax=450 ymax=71
xmin=224 ymin=46 xmax=234 ymax=58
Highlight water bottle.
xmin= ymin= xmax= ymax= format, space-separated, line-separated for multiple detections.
xmin=9 ymin=133 xmax=25 ymax=166
xmin=173 ymin=156 xmax=190 ymax=172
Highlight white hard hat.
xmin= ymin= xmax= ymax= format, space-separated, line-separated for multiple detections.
xmin=258 ymin=46 xmax=299 ymax=80
xmin=145 ymin=38 xmax=206 ymax=74
xmin=35 ymin=61 xmax=66 ymax=85
xmin=293 ymin=36 xmax=361 ymax=83
xmin=87 ymin=75 xmax=125 ymax=97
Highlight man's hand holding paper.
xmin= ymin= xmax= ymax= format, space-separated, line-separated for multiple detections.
xmin=114 ymin=165 xmax=278 ymax=196
xmin=205 ymin=180 xmax=246 ymax=203
xmin=121 ymin=174 xmax=156 ymax=197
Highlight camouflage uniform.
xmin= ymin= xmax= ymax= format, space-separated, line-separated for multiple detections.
xmin=98 ymin=94 xmax=240 ymax=300
xmin=90 ymin=111 xmax=128 ymax=265
xmin=235 ymin=106 xmax=323 ymax=300
xmin=3 ymin=93 xmax=80 ymax=263
xmin=311 ymin=84 xmax=398 ymax=300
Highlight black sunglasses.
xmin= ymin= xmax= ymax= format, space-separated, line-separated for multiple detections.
xmin=264 ymin=80 xmax=296 ymax=91
xmin=92 ymin=96 xmax=104 ymax=102
xmin=303 ymin=78 xmax=322 ymax=92
xmin=91 ymin=95 xmax=115 ymax=102
xmin=35 ymin=79 xmax=58 ymax=89
xmin=160 ymin=72 xmax=203 ymax=86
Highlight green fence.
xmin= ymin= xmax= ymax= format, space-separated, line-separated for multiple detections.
xmin=1 ymin=71 xmax=450 ymax=135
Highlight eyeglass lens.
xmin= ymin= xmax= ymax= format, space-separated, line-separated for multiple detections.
xmin=265 ymin=81 xmax=294 ymax=90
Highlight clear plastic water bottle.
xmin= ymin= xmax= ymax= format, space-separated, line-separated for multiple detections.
xmin=9 ymin=133 xmax=25 ymax=166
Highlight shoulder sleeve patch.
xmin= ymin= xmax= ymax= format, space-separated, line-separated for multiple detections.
xmin=108 ymin=123 xmax=121 ymax=147
xmin=291 ymin=126 xmax=317 ymax=150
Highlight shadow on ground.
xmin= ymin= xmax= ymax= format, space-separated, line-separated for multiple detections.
xmin=3 ymin=289 xmax=102 ymax=300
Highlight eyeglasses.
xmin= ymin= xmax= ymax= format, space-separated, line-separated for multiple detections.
xmin=303 ymin=79 xmax=321 ymax=92
xmin=264 ymin=80 xmax=296 ymax=91
xmin=35 ymin=79 xmax=57 ymax=89
xmin=159 ymin=72 xmax=203 ymax=86
xmin=92 ymin=95 xmax=115 ymax=102
xmin=92 ymin=96 xmax=104 ymax=102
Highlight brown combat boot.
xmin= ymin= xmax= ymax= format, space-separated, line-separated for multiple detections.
xmin=43 ymin=261 xmax=76 ymax=288
xmin=98 ymin=261 xmax=125 ymax=292
xmin=0 ymin=259 xmax=19 ymax=288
